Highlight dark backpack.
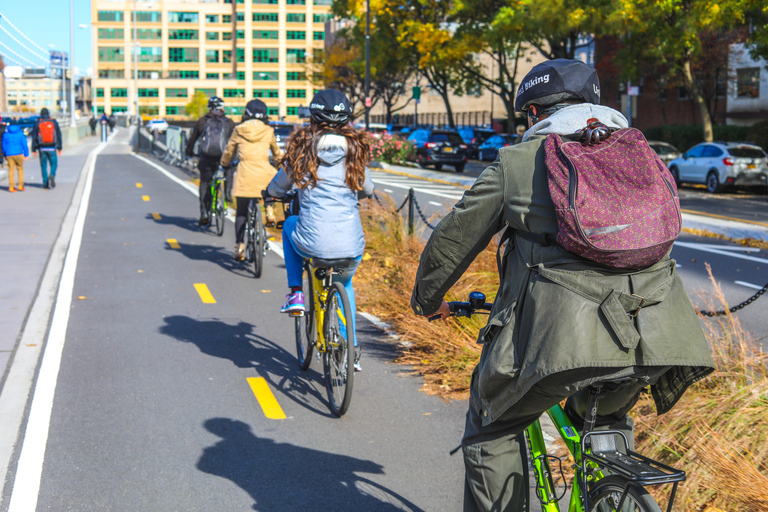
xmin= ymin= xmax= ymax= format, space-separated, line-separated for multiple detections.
xmin=536 ymin=121 xmax=681 ymax=269
xmin=199 ymin=116 xmax=228 ymax=157
xmin=37 ymin=120 xmax=56 ymax=146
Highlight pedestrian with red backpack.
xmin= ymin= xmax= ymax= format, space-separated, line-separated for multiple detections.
xmin=31 ymin=108 xmax=63 ymax=190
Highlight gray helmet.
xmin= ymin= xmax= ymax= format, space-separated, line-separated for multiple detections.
xmin=515 ymin=59 xmax=601 ymax=113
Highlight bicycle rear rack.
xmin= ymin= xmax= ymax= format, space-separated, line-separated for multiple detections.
xmin=582 ymin=431 xmax=685 ymax=512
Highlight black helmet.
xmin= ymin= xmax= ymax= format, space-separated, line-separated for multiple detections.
xmin=514 ymin=59 xmax=600 ymax=113
xmin=207 ymin=96 xmax=225 ymax=111
xmin=309 ymin=89 xmax=352 ymax=125
xmin=243 ymin=99 xmax=268 ymax=121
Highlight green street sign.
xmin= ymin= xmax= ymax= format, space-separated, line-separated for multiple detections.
xmin=412 ymin=86 xmax=421 ymax=100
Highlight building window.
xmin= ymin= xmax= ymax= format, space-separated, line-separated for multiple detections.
xmin=111 ymin=88 xmax=128 ymax=98
xmin=224 ymin=0 xmax=245 ymax=3
xmin=136 ymin=70 xmax=160 ymax=79
xmin=286 ymin=49 xmax=306 ymax=64
xmin=253 ymin=89 xmax=279 ymax=98
xmin=224 ymin=106 xmax=245 ymax=115
xmin=287 ymin=106 xmax=299 ymax=115
xmin=313 ymin=0 xmax=332 ymax=4
xmin=253 ymin=30 xmax=279 ymax=39
xmin=287 ymin=0 xmax=306 ymax=4
xmin=313 ymin=31 xmax=325 ymax=41
xmin=205 ymin=14 xmax=219 ymax=23
xmin=223 ymin=49 xmax=245 ymax=63
xmin=313 ymin=48 xmax=325 ymax=64
xmin=253 ymin=0 xmax=278 ymax=3
xmin=98 ymin=28 xmax=124 ymax=39
xmin=168 ymin=12 xmax=198 ymax=23
xmin=253 ymin=48 xmax=279 ymax=63
xmin=95 ymin=88 xmax=105 ymax=98
xmin=98 ymin=69 xmax=125 ymax=79
xmin=253 ymin=13 xmax=278 ymax=22
xmin=206 ymin=31 xmax=219 ymax=41
xmin=254 ymin=71 xmax=279 ymax=80
xmin=166 ymin=106 xmax=180 ymax=115
xmin=206 ymin=50 xmax=219 ymax=63
xmin=167 ymin=70 xmax=199 ymax=79
xmin=286 ymin=71 xmax=306 ymax=81
xmin=737 ymin=67 xmax=760 ymax=98
xmin=195 ymin=88 xmax=217 ymax=97
xmin=169 ymin=29 xmax=199 ymax=40
xmin=677 ymin=87 xmax=689 ymax=101
xmin=132 ymin=11 xmax=161 ymax=22
xmin=222 ymin=30 xmax=245 ymax=41
xmin=313 ymin=14 xmax=332 ymax=23
xmin=223 ymin=13 xmax=244 ymax=23
xmin=135 ymin=47 xmax=162 ymax=63
xmin=134 ymin=28 xmax=162 ymax=40
xmin=96 ymin=106 xmax=105 ymax=114
xmin=206 ymin=73 xmax=220 ymax=79
xmin=166 ymin=88 xmax=188 ymax=98
xmin=139 ymin=106 xmax=159 ymax=116
xmin=97 ymin=11 xmax=123 ymax=22
xmin=224 ymin=71 xmax=246 ymax=80
xmin=286 ymin=89 xmax=306 ymax=98
xmin=98 ymin=47 xmax=124 ymax=62
xmin=169 ymin=47 xmax=199 ymax=63
xmin=224 ymin=88 xmax=245 ymax=98
xmin=139 ymin=88 xmax=159 ymax=98
xmin=286 ymin=31 xmax=306 ymax=40
xmin=268 ymin=106 xmax=279 ymax=116
xmin=286 ymin=13 xmax=306 ymax=23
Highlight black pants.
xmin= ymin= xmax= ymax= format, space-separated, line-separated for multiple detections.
xmin=235 ymin=197 xmax=258 ymax=244
xmin=198 ymin=156 xmax=219 ymax=217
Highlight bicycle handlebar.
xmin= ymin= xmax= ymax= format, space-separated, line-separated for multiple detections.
xmin=428 ymin=291 xmax=493 ymax=322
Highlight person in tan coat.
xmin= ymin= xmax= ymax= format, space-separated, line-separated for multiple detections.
xmin=220 ymin=99 xmax=283 ymax=261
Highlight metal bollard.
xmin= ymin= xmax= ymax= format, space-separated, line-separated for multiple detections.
xmin=408 ymin=188 xmax=415 ymax=236
xmin=100 ymin=123 xmax=108 ymax=142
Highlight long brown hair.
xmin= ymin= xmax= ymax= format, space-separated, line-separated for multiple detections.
xmin=277 ymin=121 xmax=371 ymax=191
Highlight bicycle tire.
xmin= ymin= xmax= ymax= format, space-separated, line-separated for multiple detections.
xmin=589 ymin=475 xmax=663 ymax=512
xmin=295 ymin=262 xmax=315 ymax=370
xmin=323 ymin=282 xmax=355 ymax=416
xmin=246 ymin=201 xmax=256 ymax=264
xmin=253 ymin=201 xmax=264 ymax=278
xmin=215 ymin=181 xmax=225 ymax=237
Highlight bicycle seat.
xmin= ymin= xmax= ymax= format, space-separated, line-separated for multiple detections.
xmin=312 ymin=257 xmax=353 ymax=269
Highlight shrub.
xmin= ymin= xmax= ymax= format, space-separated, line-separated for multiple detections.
xmin=369 ymin=132 xmax=416 ymax=165
xmin=748 ymin=119 xmax=768 ymax=151
xmin=643 ymin=124 xmax=752 ymax=152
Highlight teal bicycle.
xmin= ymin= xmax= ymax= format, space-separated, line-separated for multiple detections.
xmin=435 ymin=292 xmax=685 ymax=512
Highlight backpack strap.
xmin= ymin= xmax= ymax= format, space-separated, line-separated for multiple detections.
xmin=515 ymin=230 xmax=559 ymax=247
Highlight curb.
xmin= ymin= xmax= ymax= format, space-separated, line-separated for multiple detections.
xmin=375 ymin=162 xmax=475 ymax=188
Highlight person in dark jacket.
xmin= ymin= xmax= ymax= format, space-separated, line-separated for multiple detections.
xmin=31 ymin=108 xmax=63 ymax=189
xmin=107 ymin=113 xmax=116 ymax=133
xmin=2 ymin=124 xmax=29 ymax=192
xmin=185 ymin=96 xmax=236 ymax=225
xmin=0 ymin=118 xmax=6 ymax=168
xmin=89 ymin=116 xmax=97 ymax=136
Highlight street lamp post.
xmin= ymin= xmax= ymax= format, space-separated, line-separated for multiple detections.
xmin=69 ymin=0 xmax=76 ymax=127
xmin=133 ymin=0 xmax=139 ymax=125
xmin=364 ymin=0 xmax=370 ymax=130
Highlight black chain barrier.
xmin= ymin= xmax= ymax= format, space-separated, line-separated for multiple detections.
xmin=697 ymin=281 xmax=768 ymax=317
xmin=410 ymin=190 xmax=438 ymax=230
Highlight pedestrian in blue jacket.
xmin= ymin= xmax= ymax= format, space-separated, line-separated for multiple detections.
xmin=2 ymin=124 xmax=29 ymax=192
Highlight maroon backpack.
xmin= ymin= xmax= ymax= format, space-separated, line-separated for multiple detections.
xmin=539 ymin=121 xmax=681 ymax=269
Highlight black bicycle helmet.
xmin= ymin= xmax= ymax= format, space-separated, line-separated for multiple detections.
xmin=243 ymin=99 xmax=268 ymax=121
xmin=207 ymin=96 xmax=225 ymax=111
xmin=514 ymin=59 xmax=600 ymax=113
xmin=309 ymin=89 xmax=352 ymax=125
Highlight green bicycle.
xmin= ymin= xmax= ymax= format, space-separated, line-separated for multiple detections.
xmin=434 ymin=292 xmax=685 ymax=512
xmin=208 ymin=166 xmax=228 ymax=237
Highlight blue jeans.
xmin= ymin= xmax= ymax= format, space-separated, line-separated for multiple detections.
xmin=39 ymin=150 xmax=57 ymax=186
xmin=283 ymin=215 xmax=362 ymax=347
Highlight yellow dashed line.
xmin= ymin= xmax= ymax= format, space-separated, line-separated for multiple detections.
xmin=152 ymin=212 xmax=162 ymax=220
xmin=136 ymin=183 xmax=143 ymax=188
xmin=194 ymin=283 xmax=216 ymax=303
xmin=167 ymin=239 xmax=180 ymax=249
xmin=142 ymin=195 xmax=150 ymax=202
xmin=247 ymin=377 xmax=286 ymax=420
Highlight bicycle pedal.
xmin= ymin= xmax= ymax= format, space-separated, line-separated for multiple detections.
xmin=289 ymin=311 xmax=304 ymax=317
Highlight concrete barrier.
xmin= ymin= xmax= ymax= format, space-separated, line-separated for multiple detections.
xmin=59 ymin=123 xmax=92 ymax=148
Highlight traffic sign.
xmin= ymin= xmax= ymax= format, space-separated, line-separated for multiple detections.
xmin=49 ymin=50 xmax=68 ymax=69
xmin=412 ymin=86 xmax=421 ymax=100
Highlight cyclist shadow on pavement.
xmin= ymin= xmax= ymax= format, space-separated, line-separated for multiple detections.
xmin=160 ymin=315 xmax=334 ymax=417
xmin=197 ymin=417 xmax=424 ymax=512
xmin=146 ymin=212 xmax=202 ymax=233
xmin=166 ymin=242 xmax=255 ymax=277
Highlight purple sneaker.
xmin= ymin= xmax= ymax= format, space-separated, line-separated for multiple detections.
xmin=280 ymin=291 xmax=305 ymax=313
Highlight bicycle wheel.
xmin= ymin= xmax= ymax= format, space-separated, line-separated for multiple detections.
xmin=246 ymin=202 xmax=256 ymax=264
xmin=253 ymin=202 xmax=264 ymax=278
xmin=323 ymin=282 xmax=355 ymax=416
xmin=214 ymin=181 xmax=225 ymax=236
xmin=589 ymin=476 xmax=663 ymax=512
xmin=295 ymin=261 xmax=315 ymax=370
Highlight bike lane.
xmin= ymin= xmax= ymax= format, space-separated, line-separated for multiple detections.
xmin=5 ymin=139 xmax=467 ymax=511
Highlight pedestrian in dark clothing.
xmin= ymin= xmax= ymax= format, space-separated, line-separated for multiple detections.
xmin=3 ymin=124 xmax=29 ymax=192
xmin=107 ymin=114 xmax=116 ymax=133
xmin=89 ymin=116 xmax=97 ymax=136
xmin=31 ymin=108 xmax=63 ymax=189
xmin=0 ymin=119 xmax=6 ymax=168
xmin=185 ymin=96 xmax=236 ymax=225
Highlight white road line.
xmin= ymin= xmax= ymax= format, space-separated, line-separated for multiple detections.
xmin=674 ymin=241 xmax=767 ymax=264
xmin=736 ymin=280 xmax=764 ymax=290
xmin=429 ymin=201 xmax=443 ymax=207
xmin=384 ymin=189 xmax=394 ymax=193
xmin=371 ymin=179 xmax=463 ymax=200
xmin=8 ymin=142 xmax=107 ymax=512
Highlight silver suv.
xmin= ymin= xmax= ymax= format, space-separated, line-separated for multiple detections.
xmin=668 ymin=141 xmax=768 ymax=193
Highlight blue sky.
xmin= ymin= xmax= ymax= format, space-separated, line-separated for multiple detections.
xmin=1 ymin=0 xmax=92 ymax=75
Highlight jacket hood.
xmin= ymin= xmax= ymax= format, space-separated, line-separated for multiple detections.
xmin=522 ymin=104 xmax=628 ymax=142
xmin=235 ymin=119 xmax=273 ymax=143
xmin=316 ymin=133 xmax=347 ymax=166
xmin=7 ymin=125 xmax=22 ymax=133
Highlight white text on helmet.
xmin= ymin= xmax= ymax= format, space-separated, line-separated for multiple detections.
xmin=516 ymin=74 xmax=551 ymax=97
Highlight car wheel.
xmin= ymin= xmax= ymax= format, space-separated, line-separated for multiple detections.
xmin=706 ymin=171 xmax=723 ymax=193
xmin=434 ymin=164 xmax=443 ymax=171
xmin=670 ymin=166 xmax=681 ymax=187
xmin=454 ymin=164 xmax=465 ymax=173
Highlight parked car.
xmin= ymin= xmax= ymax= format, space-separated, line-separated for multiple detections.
xmin=477 ymin=134 xmax=519 ymax=161
xmin=270 ymin=122 xmax=295 ymax=154
xmin=146 ymin=118 xmax=169 ymax=133
xmin=407 ymin=129 xmax=468 ymax=172
xmin=648 ymin=141 xmax=682 ymax=168
xmin=667 ymin=141 xmax=768 ymax=193
xmin=458 ymin=127 xmax=496 ymax=159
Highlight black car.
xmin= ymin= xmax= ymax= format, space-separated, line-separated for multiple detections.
xmin=458 ymin=127 xmax=496 ymax=159
xmin=406 ymin=129 xmax=468 ymax=172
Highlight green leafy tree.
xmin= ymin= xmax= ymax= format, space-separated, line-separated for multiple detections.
xmin=185 ymin=91 xmax=208 ymax=120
